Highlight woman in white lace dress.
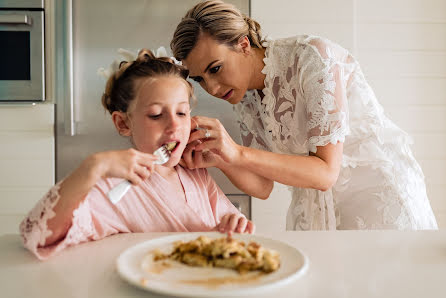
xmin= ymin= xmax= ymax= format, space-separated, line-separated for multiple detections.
xmin=170 ymin=0 xmax=438 ymax=230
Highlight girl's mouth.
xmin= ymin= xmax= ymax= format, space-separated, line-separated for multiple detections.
xmin=222 ymin=89 xmax=233 ymax=100
xmin=164 ymin=141 xmax=179 ymax=153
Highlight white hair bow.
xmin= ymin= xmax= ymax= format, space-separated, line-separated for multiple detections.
xmin=97 ymin=47 xmax=181 ymax=80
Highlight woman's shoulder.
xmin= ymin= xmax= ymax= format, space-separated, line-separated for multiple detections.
xmin=267 ymin=35 xmax=350 ymax=59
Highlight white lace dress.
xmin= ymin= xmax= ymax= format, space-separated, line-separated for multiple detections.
xmin=233 ymin=35 xmax=438 ymax=230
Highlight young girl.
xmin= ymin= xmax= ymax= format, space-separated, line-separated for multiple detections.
xmin=171 ymin=0 xmax=438 ymax=230
xmin=20 ymin=49 xmax=254 ymax=260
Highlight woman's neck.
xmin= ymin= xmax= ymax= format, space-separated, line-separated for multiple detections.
xmin=249 ymin=47 xmax=267 ymax=91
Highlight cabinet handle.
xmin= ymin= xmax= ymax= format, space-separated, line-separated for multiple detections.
xmin=0 ymin=14 xmax=31 ymax=25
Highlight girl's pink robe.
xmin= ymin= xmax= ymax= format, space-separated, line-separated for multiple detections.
xmin=20 ymin=166 xmax=241 ymax=260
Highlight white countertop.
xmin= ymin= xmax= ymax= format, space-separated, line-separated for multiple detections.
xmin=1 ymin=231 xmax=445 ymax=298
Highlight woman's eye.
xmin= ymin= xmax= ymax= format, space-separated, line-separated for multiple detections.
xmin=148 ymin=114 xmax=161 ymax=119
xmin=191 ymin=77 xmax=202 ymax=83
xmin=209 ymin=65 xmax=221 ymax=74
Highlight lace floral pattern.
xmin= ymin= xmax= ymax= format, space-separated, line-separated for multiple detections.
xmin=234 ymin=35 xmax=438 ymax=230
xmin=19 ymin=180 xmax=95 ymax=260
xmin=19 ymin=181 xmax=64 ymax=250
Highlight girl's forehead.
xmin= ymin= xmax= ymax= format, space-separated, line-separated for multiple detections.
xmin=130 ymin=76 xmax=190 ymax=109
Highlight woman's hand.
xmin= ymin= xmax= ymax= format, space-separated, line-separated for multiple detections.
xmin=84 ymin=148 xmax=159 ymax=185
xmin=217 ymin=213 xmax=255 ymax=234
xmin=187 ymin=116 xmax=242 ymax=165
xmin=181 ymin=140 xmax=224 ymax=169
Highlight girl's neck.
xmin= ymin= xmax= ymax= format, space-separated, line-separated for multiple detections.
xmin=155 ymin=165 xmax=186 ymax=201
xmin=155 ymin=165 xmax=178 ymax=181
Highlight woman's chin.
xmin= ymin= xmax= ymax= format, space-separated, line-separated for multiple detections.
xmin=227 ymin=91 xmax=244 ymax=105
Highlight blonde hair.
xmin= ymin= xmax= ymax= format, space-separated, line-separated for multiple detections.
xmin=101 ymin=49 xmax=196 ymax=114
xmin=170 ymin=0 xmax=263 ymax=60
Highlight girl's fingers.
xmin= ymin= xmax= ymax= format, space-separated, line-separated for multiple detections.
xmin=236 ymin=217 xmax=248 ymax=233
xmin=227 ymin=230 xmax=233 ymax=239
xmin=246 ymin=221 xmax=255 ymax=234
xmin=227 ymin=215 xmax=239 ymax=232
xmin=138 ymin=153 xmax=159 ymax=166
xmin=134 ymin=165 xmax=151 ymax=180
xmin=218 ymin=214 xmax=231 ymax=233
xmin=139 ymin=162 xmax=155 ymax=175
xmin=127 ymin=173 xmax=143 ymax=186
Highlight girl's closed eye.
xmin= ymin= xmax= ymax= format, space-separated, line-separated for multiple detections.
xmin=148 ymin=114 xmax=161 ymax=119
xmin=177 ymin=108 xmax=191 ymax=117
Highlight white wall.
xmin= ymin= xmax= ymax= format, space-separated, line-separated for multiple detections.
xmin=251 ymin=0 xmax=446 ymax=231
xmin=0 ymin=105 xmax=54 ymax=235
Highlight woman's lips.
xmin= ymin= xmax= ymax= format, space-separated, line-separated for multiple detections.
xmin=222 ymin=89 xmax=233 ymax=100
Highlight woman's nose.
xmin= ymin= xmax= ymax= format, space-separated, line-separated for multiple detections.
xmin=205 ymin=80 xmax=220 ymax=97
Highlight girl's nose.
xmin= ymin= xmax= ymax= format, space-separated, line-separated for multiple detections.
xmin=165 ymin=114 xmax=181 ymax=132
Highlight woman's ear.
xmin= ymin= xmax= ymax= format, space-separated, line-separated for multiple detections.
xmin=112 ymin=111 xmax=132 ymax=136
xmin=237 ymin=35 xmax=251 ymax=55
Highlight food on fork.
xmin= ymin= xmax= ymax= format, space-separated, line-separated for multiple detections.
xmin=152 ymin=235 xmax=281 ymax=274
xmin=165 ymin=141 xmax=177 ymax=152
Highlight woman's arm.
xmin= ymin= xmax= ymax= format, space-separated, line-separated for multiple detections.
xmin=234 ymin=141 xmax=343 ymax=192
xmin=195 ymin=134 xmax=342 ymax=192
xmin=44 ymin=149 xmax=158 ymax=246
xmin=188 ymin=116 xmax=343 ymax=193
xmin=216 ymin=160 xmax=273 ymax=199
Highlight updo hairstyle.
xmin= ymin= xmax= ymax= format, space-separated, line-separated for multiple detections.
xmin=170 ymin=0 xmax=263 ymax=61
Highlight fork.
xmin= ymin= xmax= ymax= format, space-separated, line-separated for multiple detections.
xmin=107 ymin=145 xmax=171 ymax=204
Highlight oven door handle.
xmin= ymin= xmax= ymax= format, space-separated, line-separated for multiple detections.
xmin=0 ymin=14 xmax=32 ymax=25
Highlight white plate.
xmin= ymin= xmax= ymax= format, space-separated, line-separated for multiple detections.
xmin=116 ymin=232 xmax=309 ymax=297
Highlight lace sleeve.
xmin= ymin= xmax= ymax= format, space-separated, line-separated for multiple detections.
xmin=235 ymin=108 xmax=270 ymax=151
xmin=19 ymin=181 xmax=94 ymax=260
xmin=301 ymin=38 xmax=350 ymax=153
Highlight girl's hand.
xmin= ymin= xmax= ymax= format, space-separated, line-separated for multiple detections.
xmin=84 ymin=148 xmax=159 ymax=185
xmin=188 ymin=116 xmax=242 ymax=165
xmin=217 ymin=213 xmax=255 ymax=234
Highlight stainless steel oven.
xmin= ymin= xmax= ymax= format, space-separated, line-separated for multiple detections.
xmin=0 ymin=0 xmax=44 ymax=101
